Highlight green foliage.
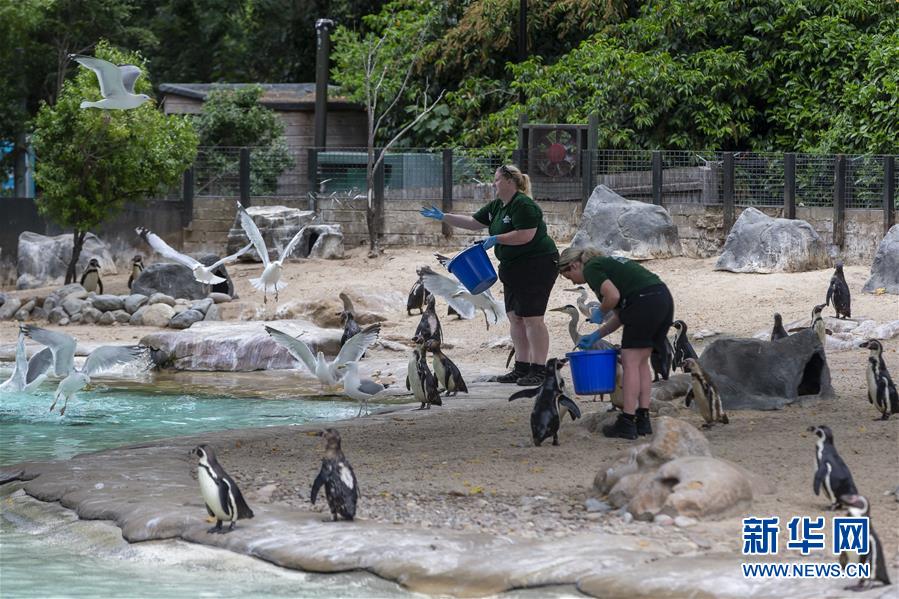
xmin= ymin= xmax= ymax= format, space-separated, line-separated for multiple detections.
xmin=31 ymin=41 xmax=198 ymax=232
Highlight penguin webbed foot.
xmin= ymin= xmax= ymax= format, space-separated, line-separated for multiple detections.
xmin=844 ymin=580 xmax=873 ymax=592
xmin=207 ymin=521 xmax=223 ymax=534
xmin=552 ymin=434 xmax=559 ymax=446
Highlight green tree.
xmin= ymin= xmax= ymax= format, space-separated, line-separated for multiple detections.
xmin=32 ymin=41 xmax=198 ymax=283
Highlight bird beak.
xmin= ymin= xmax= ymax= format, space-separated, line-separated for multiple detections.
xmin=805 ymin=426 xmax=817 ymax=433
xmin=305 ymin=430 xmax=322 ymax=437
xmin=858 ymin=341 xmax=868 ymax=349
xmin=549 ymin=306 xmax=565 ymax=312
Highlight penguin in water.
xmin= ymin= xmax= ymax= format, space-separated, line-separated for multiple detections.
xmin=425 ymin=338 xmax=468 ymax=397
xmin=508 ymin=357 xmax=582 ymax=446
xmin=127 ymin=255 xmax=143 ymax=290
xmin=670 ymin=320 xmax=698 ymax=372
xmin=407 ymin=270 xmax=431 ymax=315
xmin=682 ymin=358 xmax=729 ymax=427
xmin=310 ymin=428 xmax=359 ymax=521
xmin=192 ymin=444 xmax=254 ymax=534
xmin=650 ymin=336 xmax=674 ymax=382
xmin=825 ymin=261 xmax=851 ymax=319
xmin=406 ymin=337 xmax=441 ymax=410
xmin=79 ymin=258 xmax=103 ymax=293
xmin=838 ymin=494 xmax=891 ymax=591
xmin=859 ymin=339 xmax=899 ymax=420
xmin=770 ymin=313 xmax=789 ymax=341
xmin=414 ymin=294 xmax=442 ymax=344
xmin=807 ymin=425 xmax=857 ymax=510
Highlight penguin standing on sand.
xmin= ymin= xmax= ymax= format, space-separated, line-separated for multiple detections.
xmin=79 ymin=258 xmax=103 ymax=293
xmin=682 ymin=358 xmax=729 ymax=427
xmin=339 ymin=310 xmax=362 ymax=350
xmin=192 ymin=444 xmax=254 ymax=534
xmin=770 ymin=313 xmax=789 ymax=341
xmin=310 ymin=428 xmax=359 ymax=521
xmin=859 ymin=339 xmax=899 ymax=420
xmin=810 ymin=304 xmax=828 ymax=346
xmin=406 ymin=338 xmax=441 ymax=409
xmin=414 ymin=295 xmax=442 ymax=344
xmin=407 ymin=270 xmax=431 ymax=315
xmin=509 ymin=357 xmax=581 ymax=446
xmin=650 ymin=337 xmax=674 ymax=382
xmin=670 ymin=320 xmax=698 ymax=371
xmin=807 ymin=425 xmax=857 ymax=510
xmin=838 ymin=494 xmax=892 ymax=590
xmin=825 ymin=261 xmax=851 ymax=319
xmin=127 ymin=255 xmax=143 ymax=290
xmin=425 ymin=338 xmax=468 ymax=396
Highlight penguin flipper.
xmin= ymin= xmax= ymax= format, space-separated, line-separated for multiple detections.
xmin=825 ymin=280 xmax=834 ymax=307
xmin=311 ymin=470 xmax=326 ymax=504
xmin=813 ymin=463 xmax=826 ymax=496
xmin=558 ymin=395 xmax=581 ymax=420
xmin=217 ymin=478 xmax=234 ymax=519
xmin=206 ymin=504 xmax=216 ymax=518
xmin=509 ymin=388 xmax=539 ymax=402
xmin=226 ymin=476 xmax=254 ymax=519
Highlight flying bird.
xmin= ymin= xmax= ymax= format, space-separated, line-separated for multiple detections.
xmin=0 ymin=331 xmax=52 ymax=393
xmin=69 ymin=54 xmax=152 ymax=110
xmin=137 ymin=226 xmax=251 ymax=285
xmin=418 ymin=265 xmax=505 ymax=330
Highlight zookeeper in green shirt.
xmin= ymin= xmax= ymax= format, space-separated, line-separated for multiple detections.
xmin=420 ymin=164 xmax=559 ymax=386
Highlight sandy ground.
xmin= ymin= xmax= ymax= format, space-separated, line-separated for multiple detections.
xmin=2 ymin=246 xmax=898 ymax=585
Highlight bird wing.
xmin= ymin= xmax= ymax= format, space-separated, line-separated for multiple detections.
xmin=118 ymin=65 xmax=142 ymax=94
xmin=83 ymin=345 xmax=147 ymax=376
xmin=509 ymin=387 xmax=539 ymax=401
xmin=71 ymin=55 xmax=126 ymax=99
xmin=223 ymin=473 xmax=254 ymax=519
xmin=813 ymin=460 xmax=826 ymax=496
xmin=433 ymin=253 xmax=452 ymax=268
xmin=477 ymin=289 xmax=506 ymax=326
xmin=334 ymin=324 xmax=381 ymax=366
xmin=421 ymin=270 xmax=476 ymax=319
xmin=277 ymin=226 xmax=306 ymax=263
xmin=26 ymin=347 xmax=53 ymax=385
xmin=264 ymin=325 xmax=318 ymax=373
xmin=558 ymin=394 xmax=582 ymax=420
xmin=137 ymin=227 xmax=199 ymax=269
xmin=12 ymin=333 xmax=28 ymax=386
xmin=358 ymin=378 xmax=385 ymax=395
xmin=310 ymin=468 xmax=326 ymax=504
xmin=825 ymin=279 xmax=835 ymax=306
xmin=22 ymin=325 xmax=76 ymax=376
xmin=207 ymin=243 xmax=253 ymax=270
xmin=236 ymin=202 xmax=270 ymax=267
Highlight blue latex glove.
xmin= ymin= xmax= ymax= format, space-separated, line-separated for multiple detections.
xmin=480 ymin=235 xmax=498 ymax=250
xmin=589 ymin=306 xmax=606 ymax=324
xmin=576 ymin=330 xmax=603 ymax=349
xmin=420 ymin=205 xmax=444 ymax=221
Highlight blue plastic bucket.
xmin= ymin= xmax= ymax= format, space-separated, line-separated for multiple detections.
xmin=566 ymin=349 xmax=619 ymax=395
xmin=447 ymin=243 xmax=498 ymax=295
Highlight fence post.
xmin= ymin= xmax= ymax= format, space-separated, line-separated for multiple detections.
xmin=181 ymin=167 xmax=194 ymax=227
xmin=651 ymin=150 xmax=663 ymax=206
xmin=833 ymin=154 xmax=846 ymax=249
xmin=515 ymin=113 xmax=528 ymax=170
xmin=307 ymin=148 xmax=319 ymax=212
xmin=442 ymin=149 xmax=453 ymax=239
xmin=884 ymin=155 xmax=896 ymax=235
xmin=723 ymin=152 xmax=735 ymax=234
xmin=374 ymin=148 xmax=385 ymax=244
xmin=239 ymin=147 xmax=251 ymax=207
xmin=784 ymin=152 xmax=796 ymax=219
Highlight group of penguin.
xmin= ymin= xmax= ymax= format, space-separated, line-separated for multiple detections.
xmin=77 ymin=254 xmax=145 ymax=294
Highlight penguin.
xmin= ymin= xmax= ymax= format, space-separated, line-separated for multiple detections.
xmin=127 ymin=254 xmax=144 ymax=290
xmin=807 ymin=425 xmax=858 ymax=510
xmin=406 ymin=338 xmax=441 ymax=410
xmin=650 ymin=336 xmax=674 ymax=382
xmin=838 ymin=494 xmax=891 ymax=590
xmin=425 ymin=338 xmax=468 ymax=396
xmin=407 ymin=271 xmax=431 ymax=315
xmin=810 ymin=304 xmax=828 ymax=346
xmin=339 ymin=310 xmax=362 ymax=350
xmin=508 ymin=357 xmax=581 ymax=446
xmin=825 ymin=261 xmax=851 ymax=319
xmin=670 ymin=320 xmax=698 ymax=372
xmin=79 ymin=258 xmax=103 ymax=294
xmin=859 ymin=339 xmax=899 ymax=420
xmin=310 ymin=428 xmax=359 ymax=521
xmin=682 ymin=358 xmax=729 ymax=427
xmin=192 ymin=444 xmax=254 ymax=534
xmin=770 ymin=313 xmax=789 ymax=341
xmin=413 ymin=294 xmax=442 ymax=344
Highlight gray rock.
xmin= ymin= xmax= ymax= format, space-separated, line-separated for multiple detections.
xmin=57 ymin=317 xmax=69 ymax=326
xmin=169 ymin=309 xmax=205 ymax=329
xmin=16 ymin=231 xmax=117 ymax=290
xmin=0 ymin=298 xmax=22 ymax=320
xmin=112 ymin=310 xmax=131 ymax=324
xmin=172 ymin=305 xmax=188 ymax=316
xmin=43 ymin=297 xmax=57 ymax=312
xmin=99 ymin=312 xmax=116 ymax=326
xmin=124 ymin=294 xmax=149 ymax=314
xmin=44 ymin=284 xmax=87 ymax=315
xmin=148 ymin=293 xmax=175 ymax=306
xmin=209 ymin=292 xmax=233 ymax=304
xmin=20 ymin=299 xmax=35 ymax=313
xmin=31 ymin=306 xmax=47 ymax=321
xmin=203 ymin=304 xmax=221 ymax=322
xmin=91 ymin=294 xmax=125 ymax=312
xmin=129 ymin=304 xmax=151 ymax=326
xmin=189 ymin=298 xmax=214 ymax=314
xmin=14 ymin=308 xmax=30 ymax=321
xmin=47 ymin=306 xmax=68 ymax=324
xmin=81 ymin=307 xmax=103 ymax=324
xmin=140 ymin=303 xmax=175 ymax=327
xmin=61 ymin=296 xmax=86 ymax=317
xmin=174 ymin=298 xmax=190 ymax=305
xmin=300 ymin=224 xmax=345 ymax=259
xmin=862 ymin=224 xmax=899 ymax=294
xmin=69 ymin=313 xmax=83 ymax=324
xmin=226 ymin=205 xmax=316 ymax=262
xmin=714 ymin=207 xmax=829 ymax=273
xmin=131 ymin=264 xmax=207 ymax=301
xmin=584 ymin=498 xmax=612 ymax=513
xmin=570 ymin=185 xmax=682 ymax=260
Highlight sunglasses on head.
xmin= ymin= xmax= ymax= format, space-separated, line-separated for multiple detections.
xmin=559 ymin=263 xmax=574 ymax=274
xmin=500 ymin=164 xmax=513 ymax=177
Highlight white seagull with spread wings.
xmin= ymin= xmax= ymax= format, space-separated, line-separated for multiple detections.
xmin=69 ymin=54 xmax=151 ymax=110
xmin=418 ymin=264 xmax=505 ymax=330
xmin=0 ymin=331 xmax=52 ymax=393
xmin=137 ymin=226 xmax=251 ymax=285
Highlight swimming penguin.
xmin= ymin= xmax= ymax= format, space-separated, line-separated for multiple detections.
xmin=807 ymin=425 xmax=857 ymax=510
xmin=508 ymin=357 xmax=581 ymax=446
xmin=407 ymin=271 xmax=431 ymax=315
xmin=682 ymin=358 xmax=729 ymax=427
xmin=425 ymin=338 xmax=468 ymax=396
xmin=650 ymin=337 xmax=674 ymax=382
xmin=770 ymin=313 xmax=789 ymax=341
xmin=192 ymin=444 xmax=254 ymax=534
xmin=127 ymin=255 xmax=143 ymax=290
xmin=670 ymin=320 xmax=698 ymax=372
xmin=825 ymin=261 xmax=851 ymax=319
xmin=79 ymin=258 xmax=103 ymax=293
xmin=310 ymin=428 xmax=359 ymax=521
xmin=406 ymin=338 xmax=441 ymax=410
xmin=413 ymin=294 xmax=442 ymax=344
xmin=838 ymin=494 xmax=891 ymax=590
xmin=339 ymin=310 xmax=362 ymax=350
xmin=859 ymin=339 xmax=899 ymax=420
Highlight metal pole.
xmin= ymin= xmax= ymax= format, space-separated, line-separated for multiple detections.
xmin=884 ymin=155 xmax=895 ymax=234
xmin=374 ymin=148 xmax=385 ymax=243
xmin=518 ymin=0 xmax=527 ymax=105
xmin=239 ymin=147 xmax=251 ymax=207
xmin=314 ymin=19 xmax=335 ymax=149
xmin=723 ymin=152 xmax=735 ymax=234
xmin=181 ymin=167 xmax=194 ymax=227
xmin=784 ymin=152 xmax=796 ymax=219
xmin=442 ymin=149 xmax=453 ymax=239
xmin=651 ymin=150 xmax=663 ymax=206
xmin=833 ymin=154 xmax=846 ymax=249
xmin=307 ymin=148 xmax=319 ymax=211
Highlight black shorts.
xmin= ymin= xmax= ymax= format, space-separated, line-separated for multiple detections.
xmin=498 ymin=252 xmax=559 ymax=317
xmin=618 ymin=284 xmax=674 ymax=350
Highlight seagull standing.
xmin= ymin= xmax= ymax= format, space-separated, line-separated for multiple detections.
xmin=137 ymin=227 xmax=251 ymax=285
xmin=418 ymin=265 xmax=505 ymax=330
xmin=342 ymin=361 xmax=388 ymax=417
xmin=69 ymin=54 xmax=152 ymax=110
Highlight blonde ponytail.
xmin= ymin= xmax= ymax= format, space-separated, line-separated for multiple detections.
xmin=499 ymin=164 xmax=531 ymax=196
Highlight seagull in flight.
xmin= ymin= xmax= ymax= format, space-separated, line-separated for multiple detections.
xmin=69 ymin=54 xmax=152 ymax=110
xmin=419 ymin=264 xmax=505 ymax=330
xmin=21 ymin=325 xmax=149 ymax=415
xmin=0 ymin=331 xmax=52 ymax=393
xmin=137 ymin=226 xmax=251 ymax=285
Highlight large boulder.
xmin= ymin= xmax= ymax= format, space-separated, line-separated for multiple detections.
xmin=862 ymin=224 xmax=899 ymax=294
xmin=131 ymin=264 xmax=208 ymax=300
xmin=16 ymin=231 xmax=117 ymax=290
xmin=226 ymin=205 xmax=316 ymax=262
xmin=715 ymin=207 xmax=829 ymax=273
xmin=300 ymin=224 xmax=344 ymax=259
xmin=699 ymin=328 xmax=833 ymax=410
xmin=570 ymin=185 xmax=682 ymax=259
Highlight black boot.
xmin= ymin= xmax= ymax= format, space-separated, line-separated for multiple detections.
xmin=494 ymin=361 xmax=529 ymax=383
xmin=516 ymin=363 xmax=546 ymax=386
xmin=635 ymin=408 xmax=652 ymax=436
xmin=602 ymin=412 xmax=637 ymax=440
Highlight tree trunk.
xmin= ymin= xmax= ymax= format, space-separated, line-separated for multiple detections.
xmin=365 ymin=187 xmax=381 ymax=257
xmin=65 ymin=229 xmax=86 ymax=284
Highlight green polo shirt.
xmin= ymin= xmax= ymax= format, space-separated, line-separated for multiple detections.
xmin=583 ymin=256 xmax=662 ymax=308
xmin=472 ymin=192 xmax=557 ymax=264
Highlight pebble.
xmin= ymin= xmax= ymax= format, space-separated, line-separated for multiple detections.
xmin=674 ymin=516 xmax=697 ymax=528
xmin=584 ymin=498 xmax=612 ymax=513
xmin=654 ymin=514 xmax=674 ymax=526
xmin=620 ymin=511 xmax=634 ymax=524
